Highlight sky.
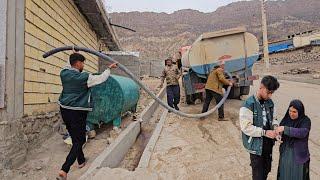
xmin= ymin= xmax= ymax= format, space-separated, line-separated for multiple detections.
xmin=105 ymin=0 xmax=244 ymax=13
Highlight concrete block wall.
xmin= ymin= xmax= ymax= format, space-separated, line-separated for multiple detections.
xmin=24 ymin=0 xmax=101 ymax=115
xmin=99 ymin=52 xmax=141 ymax=78
xmin=140 ymin=60 xmax=164 ymax=77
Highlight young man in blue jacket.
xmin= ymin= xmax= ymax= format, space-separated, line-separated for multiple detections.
xmin=239 ymin=76 xmax=280 ymax=180
xmin=57 ymin=53 xmax=117 ymax=179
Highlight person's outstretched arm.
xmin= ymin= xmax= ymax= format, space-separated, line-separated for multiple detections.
xmin=87 ymin=63 xmax=117 ymax=88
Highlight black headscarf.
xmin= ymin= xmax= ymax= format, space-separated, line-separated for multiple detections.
xmin=280 ymin=99 xmax=309 ymax=146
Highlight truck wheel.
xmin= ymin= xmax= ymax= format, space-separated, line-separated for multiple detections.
xmin=228 ymin=87 xmax=240 ymax=99
xmin=186 ymin=94 xmax=195 ymax=104
xmin=240 ymin=86 xmax=250 ymax=96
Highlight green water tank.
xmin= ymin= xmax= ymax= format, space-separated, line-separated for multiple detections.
xmin=86 ymin=75 xmax=140 ymax=130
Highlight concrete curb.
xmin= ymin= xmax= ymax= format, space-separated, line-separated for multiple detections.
xmin=80 ymin=87 xmax=166 ymax=179
xmin=81 ymin=121 xmax=140 ymax=179
xmin=137 ymin=109 xmax=168 ymax=168
xmin=140 ymin=87 xmax=166 ymax=121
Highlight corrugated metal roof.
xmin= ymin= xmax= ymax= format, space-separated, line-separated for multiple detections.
xmin=73 ymin=0 xmax=121 ymax=51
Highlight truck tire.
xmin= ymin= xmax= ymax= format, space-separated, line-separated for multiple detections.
xmin=228 ymin=87 xmax=240 ymax=99
xmin=186 ymin=94 xmax=195 ymax=104
xmin=240 ymin=86 xmax=250 ymax=96
xmin=186 ymin=92 xmax=204 ymax=104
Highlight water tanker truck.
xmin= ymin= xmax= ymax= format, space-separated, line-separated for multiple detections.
xmin=180 ymin=27 xmax=260 ymax=104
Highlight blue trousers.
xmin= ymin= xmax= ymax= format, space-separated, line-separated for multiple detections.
xmin=166 ymin=85 xmax=180 ymax=108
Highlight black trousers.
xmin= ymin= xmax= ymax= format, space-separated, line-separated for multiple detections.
xmin=202 ymin=89 xmax=224 ymax=118
xmin=250 ymin=138 xmax=274 ymax=180
xmin=60 ymin=107 xmax=87 ymax=173
xmin=166 ymin=85 xmax=180 ymax=108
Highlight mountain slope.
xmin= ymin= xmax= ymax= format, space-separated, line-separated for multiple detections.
xmin=110 ymin=0 xmax=320 ymax=60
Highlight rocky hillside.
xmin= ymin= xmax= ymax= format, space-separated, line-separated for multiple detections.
xmin=109 ymin=0 xmax=320 ymax=60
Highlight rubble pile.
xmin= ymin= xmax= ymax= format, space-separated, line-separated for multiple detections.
xmin=270 ymin=46 xmax=320 ymax=65
xmin=283 ymin=67 xmax=315 ymax=75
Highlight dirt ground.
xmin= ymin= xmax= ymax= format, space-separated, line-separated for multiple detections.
xmin=83 ymin=99 xmax=250 ymax=180
xmin=136 ymin=77 xmax=162 ymax=115
xmin=145 ymin=79 xmax=320 ymax=180
xmin=87 ymin=78 xmax=320 ymax=180
xmin=84 ymin=49 xmax=320 ymax=179
xmin=2 ymin=78 xmax=160 ymax=180
xmin=146 ymin=99 xmax=252 ymax=180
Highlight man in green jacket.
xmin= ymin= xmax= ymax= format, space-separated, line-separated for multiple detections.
xmin=57 ymin=53 xmax=117 ymax=179
xmin=201 ymin=61 xmax=233 ymax=120
xmin=240 ymin=75 xmax=280 ymax=180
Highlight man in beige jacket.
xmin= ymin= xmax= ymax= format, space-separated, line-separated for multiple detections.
xmin=201 ymin=61 xmax=233 ymax=120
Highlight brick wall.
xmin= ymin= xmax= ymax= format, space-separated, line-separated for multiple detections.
xmin=24 ymin=0 xmax=102 ymax=115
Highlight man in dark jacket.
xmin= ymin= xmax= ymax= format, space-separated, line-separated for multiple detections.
xmin=57 ymin=53 xmax=117 ymax=179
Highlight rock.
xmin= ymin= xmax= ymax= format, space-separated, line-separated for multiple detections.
xmin=313 ymin=74 xmax=320 ymax=79
xmin=283 ymin=67 xmax=313 ymax=75
xmin=194 ymin=99 xmax=202 ymax=105
xmin=87 ymin=130 xmax=97 ymax=139
xmin=106 ymin=137 xmax=114 ymax=144
xmin=35 ymin=166 xmax=42 ymax=170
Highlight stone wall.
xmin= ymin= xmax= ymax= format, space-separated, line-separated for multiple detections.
xmin=0 ymin=119 xmax=28 ymax=170
xmin=270 ymin=45 xmax=320 ymax=64
xmin=21 ymin=112 xmax=61 ymax=148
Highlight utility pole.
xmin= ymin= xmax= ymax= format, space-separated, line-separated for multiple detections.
xmin=261 ymin=0 xmax=270 ymax=70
